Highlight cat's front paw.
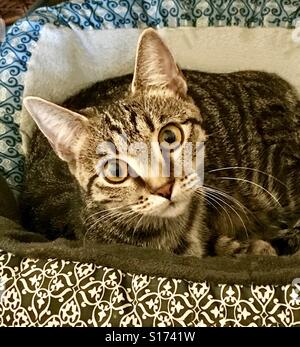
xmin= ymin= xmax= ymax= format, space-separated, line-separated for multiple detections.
xmin=214 ymin=236 xmax=277 ymax=256
xmin=247 ymin=240 xmax=277 ymax=256
xmin=214 ymin=236 xmax=248 ymax=256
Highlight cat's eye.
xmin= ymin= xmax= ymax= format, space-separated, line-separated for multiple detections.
xmin=158 ymin=124 xmax=183 ymax=150
xmin=103 ymin=159 xmax=128 ymax=183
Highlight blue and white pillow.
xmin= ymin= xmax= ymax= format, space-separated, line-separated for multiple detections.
xmin=0 ymin=0 xmax=299 ymax=195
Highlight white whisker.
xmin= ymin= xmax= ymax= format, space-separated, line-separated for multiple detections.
xmin=195 ymin=189 xmax=234 ymax=234
xmin=203 ymin=188 xmax=248 ymax=238
xmin=218 ymin=176 xmax=281 ymax=207
xmin=84 ymin=203 xmax=134 ymax=223
xmin=208 ymin=166 xmax=287 ymax=188
xmin=133 ymin=214 xmax=144 ymax=237
xmin=204 ymin=185 xmax=252 ymax=222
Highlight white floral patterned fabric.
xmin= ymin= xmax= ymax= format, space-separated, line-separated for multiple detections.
xmin=0 ymin=250 xmax=300 ymax=327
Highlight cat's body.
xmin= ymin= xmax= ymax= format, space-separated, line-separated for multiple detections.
xmin=21 ymin=30 xmax=300 ymax=257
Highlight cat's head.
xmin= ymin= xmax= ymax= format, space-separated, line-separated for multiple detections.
xmin=24 ymin=29 xmax=206 ymax=220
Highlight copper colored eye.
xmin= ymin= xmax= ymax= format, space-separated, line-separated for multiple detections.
xmin=103 ymin=159 xmax=128 ymax=183
xmin=158 ymin=123 xmax=183 ymax=150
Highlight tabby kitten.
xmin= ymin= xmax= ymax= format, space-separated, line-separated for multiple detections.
xmin=21 ymin=29 xmax=300 ymax=257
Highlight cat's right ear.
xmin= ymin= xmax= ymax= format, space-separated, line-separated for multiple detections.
xmin=132 ymin=28 xmax=187 ymax=97
xmin=23 ymin=97 xmax=88 ymax=162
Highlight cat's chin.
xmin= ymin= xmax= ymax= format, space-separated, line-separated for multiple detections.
xmin=147 ymin=200 xmax=189 ymax=218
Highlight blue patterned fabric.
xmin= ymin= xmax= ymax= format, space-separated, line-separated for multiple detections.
xmin=0 ymin=0 xmax=299 ymax=194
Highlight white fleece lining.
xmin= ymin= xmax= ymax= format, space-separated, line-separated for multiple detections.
xmin=21 ymin=25 xmax=300 ymax=153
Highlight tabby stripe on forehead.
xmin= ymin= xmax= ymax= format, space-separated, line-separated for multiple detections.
xmin=104 ymin=114 xmax=122 ymax=134
xmin=129 ymin=109 xmax=139 ymax=134
xmin=123 ymin=105 xmax=139 ymax=134
xmin=181 ymin=118 xmax=202 ymax=126
xmin=86 ymin=174 xmax=99 ymax=196
xmin=144 ymin=115 xmax=155 ymax=132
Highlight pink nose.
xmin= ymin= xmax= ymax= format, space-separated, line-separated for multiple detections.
xmin=153 ymin=181 xmax=174 ymax=200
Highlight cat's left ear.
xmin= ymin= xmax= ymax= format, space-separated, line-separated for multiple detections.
xmin=23 ymin=96 xmax=88 ymax=163
xmin=132 ymin=28 xmax=187 ymax=97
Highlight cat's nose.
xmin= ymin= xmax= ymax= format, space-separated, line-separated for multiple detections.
xmin=153 ymin=181 xmax=174 ymax=200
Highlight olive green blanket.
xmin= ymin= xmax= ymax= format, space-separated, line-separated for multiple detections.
xmin=1 ymin=174 xmax=300 ymax=326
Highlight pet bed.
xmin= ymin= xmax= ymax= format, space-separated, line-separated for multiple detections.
xmin=0 ymin=0 xmax=300 ymax=327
